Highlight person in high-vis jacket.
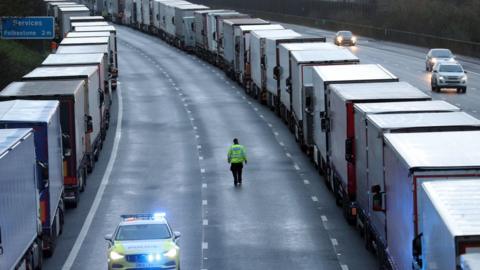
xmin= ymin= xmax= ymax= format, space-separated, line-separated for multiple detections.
xmin=227 ymin=138 xmax=247 ymax=186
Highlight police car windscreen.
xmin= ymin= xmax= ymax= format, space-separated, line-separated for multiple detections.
xmin=116 ymin=224 xmax=171 ymax=240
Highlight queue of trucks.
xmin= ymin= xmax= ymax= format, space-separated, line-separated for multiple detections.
xmin=0 ymin=1 xmax=119 ymax=269
xmin=1 ymin=0 xmax=480 ymax=269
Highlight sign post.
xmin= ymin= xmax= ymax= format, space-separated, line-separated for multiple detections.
xmin=1 ymin=17 xmax=55 ymax=40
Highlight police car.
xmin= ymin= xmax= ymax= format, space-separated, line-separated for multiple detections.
xmin=105 ymin=213 xmax=181 ymax=270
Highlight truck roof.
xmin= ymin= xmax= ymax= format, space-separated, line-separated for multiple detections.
xmin=67 ymin=31 xmax=111 ymax=38
xmin=280 ymin=42 xmax=336 ymax=51
xmin=238 ymin=24 xmax=284 ymax=32
xmin=461 ymin=253 xmax=480 ymax=270
xmin=354 ymin=100 xmax=460 ymax=114
xmin=74 ymin=25 xmax=116 ymax=32
xmin=291 ymin=48 xmax=359 ymax=63
xmin=71 ymin=22 xmax=110 ymax=27
xmin=251 ymin=29 xmax=300 ymax=39
xmin=0 ymin=129 xmax=32 ymax=156
xmin=174 ymin=4 xmax=209 ymax=10
xmin=422 ymin=180 xmax=480 ymax=236
xmin=313 ymin=64 xmax=398 ymax=83
xmin=60 ymin=37 xmax=110 ymax=45
xmin=0 ymin=80 xmax=85 ymax=97
xmin=0 ymin=100 xmax=59 ymax=123
xmin=58 ymin=6 xmax=89 ymax=11
xmin=42 ymin=53 xmax=104 ymax=66
xmin=223 ymin=18 xmax=269 ymax=26
xmin=368 ymin=112 xmax=480 ymax=130
xmin=23 ymin=66 xmax=98 ymax=80
xmin=384 ymin=131 xmax=480 ymax=169
xmin=70 ymin=16 xmax=105 ymax=22
xmin=56 ymin=44 xmax=109 ymax=54
xmin=330 ymin=82 xmax=429 ymax=101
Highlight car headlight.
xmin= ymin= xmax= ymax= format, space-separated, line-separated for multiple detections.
xmin=431 ymin=58 xmax=437 ymax=63
xmin=438 ymin=76 xmax=445 ymax=81
xmin=461 ymin=75 xmax=467 ymax=82
xmin=351 ymin=36 xmax=357 ymax=43
xmin=110 ymin=251 xmax=124 ymax=261
xmin=164 ymin=248 xmax=178 ymax=259
xmin=337 ymin=36 xmax=343 ymax=42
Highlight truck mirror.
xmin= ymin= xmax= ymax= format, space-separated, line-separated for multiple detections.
xmin=273 ymin=66 xmax=281 ymax=80
xmin=37 ymin=161 xmax=49 ymax=187
xmin=260 ymin=55 xmax=266 ymax=67
xmin=372 ymin=193 xmax=383 ymax=212
xmin=412 ymin=233 xmax=423 ymax=268
xmin=320 ymin=118 xmax=329 ymax=132
xmin=99 ymin=90 xmax=105 ymax=105
xmin=305 ymin=96 xmax=312 ymax=108
xmin=345 ymin=138 xmax=354 ymax=162
xmin=85 ymin=115 xmax=93 ymax=134
xmin=62 ymin=134 xmax=72 ymax=157
xmin=0 ymin=226 xmax=3 ymax=255
xmin=104 ymin=233 xmax=113 ymax=242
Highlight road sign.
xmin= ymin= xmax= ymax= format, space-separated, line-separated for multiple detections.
xmin=1 ymin=17 xmax=54 ymax=40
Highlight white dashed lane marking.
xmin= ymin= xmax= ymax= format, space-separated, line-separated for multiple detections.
xmin=203 ymin=219 xmax=208 ymax=226
xmin=202 ymin=242 xmax=209 ymax=249
xmin=311 ymin=196 xmax=318 ymax=202
xmin=304 ymin=179 xmax=310 ymax=185
xmin=202 ymin=200 xmax=208 ymax=206
xmin=331 ymin=238 xmax=338 ymax=246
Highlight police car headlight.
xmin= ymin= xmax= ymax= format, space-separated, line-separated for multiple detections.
xmin=164 ymin=248 xmax=177 ymax=258
xmin=110 ymin=251 xmax=124 ymax=261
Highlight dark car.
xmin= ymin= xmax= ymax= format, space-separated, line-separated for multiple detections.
xmin=334 ymin=31 xmax=357 ymax=46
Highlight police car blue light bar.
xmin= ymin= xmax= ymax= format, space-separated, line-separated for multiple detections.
xmin=120 ymin=213 xmax=166 ymax=221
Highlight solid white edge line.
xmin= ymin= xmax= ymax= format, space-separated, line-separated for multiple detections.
xmin=62 ymin=83 xmax=123 ymax=270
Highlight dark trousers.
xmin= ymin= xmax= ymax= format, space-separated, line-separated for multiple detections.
xmin=230 ymin=163 xmax=243 ymax=184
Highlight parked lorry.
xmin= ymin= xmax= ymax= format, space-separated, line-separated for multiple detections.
xmin=71 ymin=21 xmax=110 ymax=29
xmin=0 ymin=80 xmax=89 ymax=207
xmin=70 ymin=15 xmax=105 ymax=23
xmin=221 ymin=18 xmax=269 ymax=75
xmin=353 ymin=100 xmax=461 ymax=251
xmin=235 ymin=24 xmax=285 ymax=85
xmin=65 ymin=25 xmax=119 ymax=78
xmin=461 ymin=254 xmax=480 ymax=270
xmin=193 ymin=9 xmax=229 ymax=58
xmin=418 ymin=180 xmax=480 ymax=270
xmin=58 ymin=6 xmax=90 ymax=37
xmin=250 ymin=29 xmax=302 ymax=100
xmin=23 ymin=66 xmax=102 ymax=175
xmin=173 ymin=4 xmax=209 ymax=49
xmin=261 ymin=36 xmax=327 ymax=110
xmin=311 ymin=64 xmax=397 ymax=174
xmin=208 ymin=12 xmax=249 ymax=63
xmin=277 ymin=42 xmax=337 ymax=121
xmin=0 ymin=100 xmax=65 ymax=256
xmin=162 ymin=1 xmax=191 ymax=42
xmin=376 ymin=131 xmax=480 ymax=269
xmin=0 ymin=129 xmax=42 ymax=270
xmin=42 ymin=53 xmax=111 ymax=137
xmin=327 ymin=82 xmax=431 ymax=223
xmin=290 ymin=49 xmax=359 ymax=148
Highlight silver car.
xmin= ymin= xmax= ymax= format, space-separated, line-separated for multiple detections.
xmin=425 ymin=48 xmax=455 ymax=71
xmin=334 ymin=31 xmax=357 ymax=46
xmin=431 ymin=62 xmax=467 ymax=93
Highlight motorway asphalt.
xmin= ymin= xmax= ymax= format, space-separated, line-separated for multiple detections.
xmin=44 ymin=22 xmax=479 ymax=270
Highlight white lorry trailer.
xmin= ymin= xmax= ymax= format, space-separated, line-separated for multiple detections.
xmin=0 ymin=129 xmax=42 ymax=270
xmin=277 ymin=42 xmax=337 ymax=121
xmin=326 ymin=82 xmax=431 ymax=222
xmin=23 ymin=66 xmax=102 ymax=175
xmin=173 ymin=4 xmax=209 ymax=49
xmin=58 ymin=6 xmax=90 ymax=37
xmin=221 ymin=18 xmax=269 ymax=75
xmin=234 ymin=24 xmax=285 ymax=85
xmin=376 ymin=131 xmax=480 ymax=269
xmin=418 ymin=180 xmax=480 ymax=270
xmin=289 ymin=49 xmax=360 ymax=146
xmin=250 ymin=29 xmax=301 ymax=100
xmin=311 ymin=64 xmax=398 ymax=174
xmin=0 ymin=80 xmax=88 ymax=208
